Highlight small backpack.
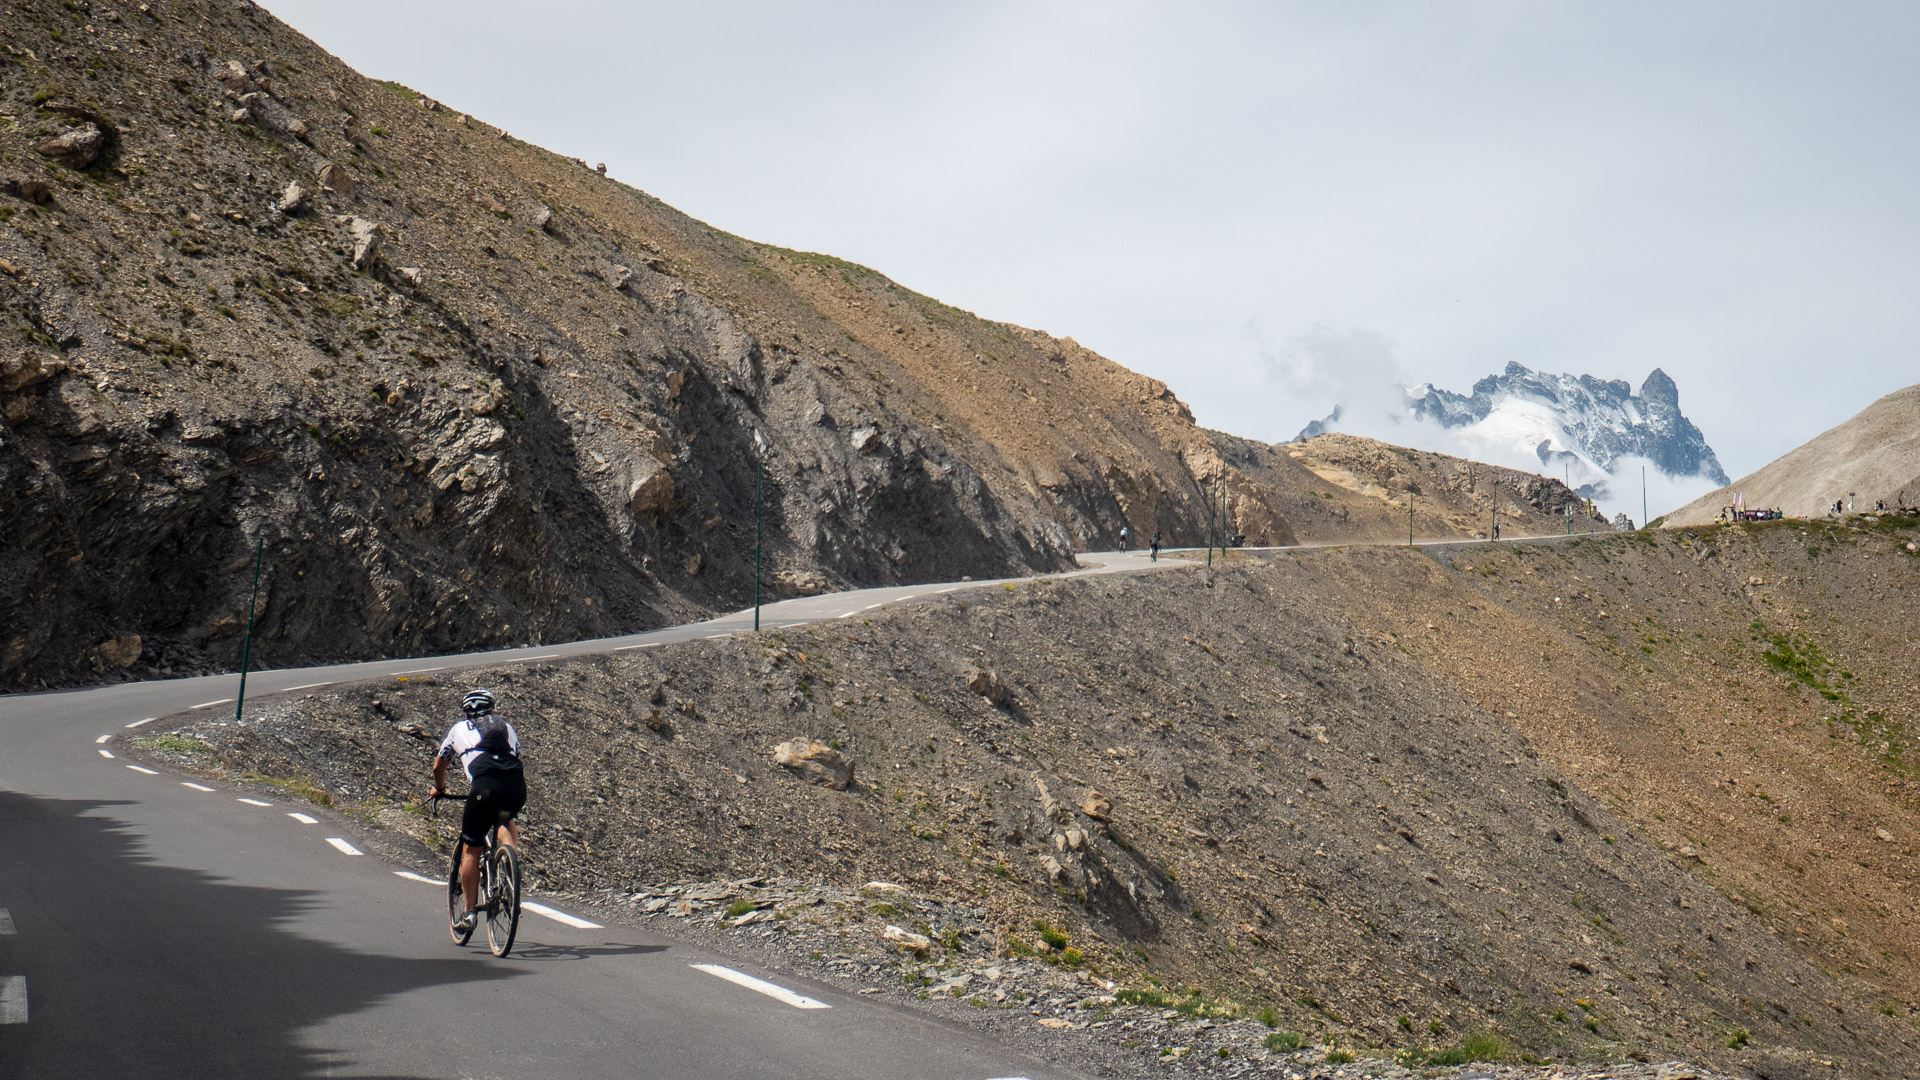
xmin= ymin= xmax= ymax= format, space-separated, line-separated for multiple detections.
xmin=468 ymin=714 xmax=522 ymax=773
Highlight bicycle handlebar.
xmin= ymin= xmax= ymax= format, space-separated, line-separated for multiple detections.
xmin=428 ymin=792 xmax=472 ymax=818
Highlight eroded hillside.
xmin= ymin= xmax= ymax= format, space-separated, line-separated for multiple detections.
xmin=0 ymin=0 xmax=1599 ymax=691
xmin=158 ymin=515 xmax=1920 ymax=1076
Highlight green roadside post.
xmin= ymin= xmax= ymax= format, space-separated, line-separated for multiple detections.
xmin=1409 ymin=492 xmax=1414 ymax=547
xmin=753 ymin=457 xmax=763 ymax=632
xmin=1205 ymin=473 xmax=1214 ymax=568
xmin=234 ymin=536 xmax=264 ymax=723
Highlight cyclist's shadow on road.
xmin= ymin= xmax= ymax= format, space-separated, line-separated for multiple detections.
xmin=0 ymin=790 xmax=520 ymax=1080
xmin=503 ymin=940 xmax=669 ymax=962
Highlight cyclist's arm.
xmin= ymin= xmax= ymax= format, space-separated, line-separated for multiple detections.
xmin=430 ymin=752 xmax=449 ymax=797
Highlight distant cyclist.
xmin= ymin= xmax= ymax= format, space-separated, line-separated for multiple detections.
xmin=1150 ymin=529 xmax=1162 ymax=561
xmin=429 ymin=688 xmax=525 ymax=934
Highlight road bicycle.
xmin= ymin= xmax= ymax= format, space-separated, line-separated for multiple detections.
xmin=430 ymin=793 xmax=521 ymax=956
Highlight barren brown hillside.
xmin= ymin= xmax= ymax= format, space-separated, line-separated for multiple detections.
xmin=161 ymin=515 xmax=1920 ymax=1077
xmin=1669 ymin=383 xmax=1920 ymax=525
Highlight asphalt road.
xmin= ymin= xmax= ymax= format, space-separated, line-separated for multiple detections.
xmin=0 ymin=550 xmax=1177 ymax=1080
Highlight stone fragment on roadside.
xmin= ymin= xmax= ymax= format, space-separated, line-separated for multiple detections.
xmin=966 ymin=664 xmax=1008 ymax=705
xmin=772 ymin=739 xmax=854 ymax=790
xmin=37 ymin=124 xmax=105 ymax=169
xmin=276 ymin=180 xmax=307 ymax=215
xmin=1078 ymin=790 xmax=1112 ymax=821
xmin=881 ymin=924 xmax=931 ymax=955
xmin=1877 ymin=828 xmax=1897 ymax=843
xmin=530 ymin=204 xmax=553 ymax=231
xmin=1036 ymin=1017 xmax=1073 ymax=1030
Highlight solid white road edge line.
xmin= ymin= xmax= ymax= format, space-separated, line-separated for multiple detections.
xmin=98 ymin=749 xmax=114 ymax=759
xmin=191 ymin=698 xmax=232 ymax=709
xmin=181 ymin=782 xmax=214 ymax=792
xmin=838 ymin=611 xmax=858 ymax=618
xmin=283 ymin=681 xmax=333 ymax=691
xmin=521 ymin=901 xmax=601 ymax=929
xmin=689 ymin=964 xmax=830 ymax=1009
xmin=126 ymin=717 xmax=156 ymax=728
xmin=288 ymin=812 xmax=318 ymax=824
xmin=325 ymin=837 xmax=363 ymax=856
xmin=394 ymin=871 xmax=441 ymax=885
xmin=95 ymin=733 xmax=112 ymax=743
xmin=237 ymin=798 xmax=272 ymax=807
xmin=0 ymin=908 xmax=14 ymax=934
xmin=509 ymin=654 xmax=561 ymax=663
xmin=935 ymin=587 xmax=959 ymax=593
xmin=125 ymin=765 xmax=158 ymax=775
xmin=0 ymin=976 xmax=25 ymax=1024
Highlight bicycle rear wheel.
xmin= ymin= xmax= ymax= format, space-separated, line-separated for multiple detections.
xmin=485 ymin=846 xmax=521 ymax=957
xmin=447 ymin=843 xmax=474 ymax=945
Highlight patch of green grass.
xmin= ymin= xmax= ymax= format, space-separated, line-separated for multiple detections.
xmin=1399 ymin=1030 xmax=1508 ymax=1066
xmin=1324 ymin=1050 xmax=1355 ymax=1064
xmin=1258 ymin=1007 xmax=1281 ymax=1029
xmin=1116 ymin=988 xmax=1175 ymax=1008
xmin=725 ymin=899 xmax=755 ymax=918
xmin=869 ymin=902 xmax=900 ymax=918
xmin=240 ymin=773 xmax=332 ymax=807
xmin=142 ymin=734 xmax=213 ymax=756
xmin=1727 ymin=1028 xmax=1750 ymax=1049
xmin=1263 ymin=1031 xmax=1304 ymax=1052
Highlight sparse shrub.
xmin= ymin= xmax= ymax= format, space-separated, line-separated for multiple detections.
xmin=1257 ymin=1007 xmax=1280 ymax=1029
xmin=1263 ymin=1031 xmax=1304 ymax=1052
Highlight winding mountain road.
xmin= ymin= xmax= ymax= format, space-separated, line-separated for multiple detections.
xmin=0 ymin=550 xmax=1180 ymax=1080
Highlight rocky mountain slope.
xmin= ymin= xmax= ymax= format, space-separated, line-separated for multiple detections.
xmin=154 ymin=515 xmax=1920 ymax=1078
xmin=1666 ymin=383 xmax=1920 ymax=525
xmin=0 ymin=0 xmax=1607 ymax=692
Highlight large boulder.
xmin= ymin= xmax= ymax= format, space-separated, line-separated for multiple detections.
xmin=342 ymin=217 xmax=380 ymax=269
xmin=317 ymin=162 xmax=355 ymax=198
xmin=966 ymin=665 xmax=1008 ymax=705
xmin=96 ymin=635 xmax=141 ymax=668
xmin=36 ymin=124 xmax=104 ymax=169
xmin=627 ymin=458 xmax=675 ymax=516
xmin=771 ymin=739 xmax=854 ymax=790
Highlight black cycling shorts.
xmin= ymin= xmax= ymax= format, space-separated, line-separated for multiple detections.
xmin=460 ymin=768 xmax=526 ymax=846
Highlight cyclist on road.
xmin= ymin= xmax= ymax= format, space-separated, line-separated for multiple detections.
xmin=430 ymin=688 xmax=526 ymax=934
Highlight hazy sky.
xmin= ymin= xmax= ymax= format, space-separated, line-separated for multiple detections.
xmin=264 ymin=1 xmax=1918 ymax=483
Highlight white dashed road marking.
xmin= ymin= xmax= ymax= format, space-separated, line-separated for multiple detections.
xmin=125 ymin=765 xmax=158 ymax=775
xmin=0 ymin=908 xmax=14 ymax=934
xmin=394 ymin=667 xmax=442 ymax=675
xmin=838 ymin=611 xmax=858 ymax=619
xmin=237 ymin=798 xmax=272 ymax=807
xmin=284 ymin=681 xmax=333 ymax=691
xmin=0 ymin=976 xmax=25 ymax=1024
xmin=94 ymin=733 xmax=112 ymax=744
xmin=393 ymin=871 xmax=442 ymax=885
xmin=288 ymin=813 xmax=318 ymax=825
xmin=98 ymin=749 xmax=114 ymax=759
xmin=126 ymin=717 xmax=156 ymax=728
xmin=936 ymin=587 xmax=959 ymax=593
xmin=325 ymin=838 xmax=363 ymax=856
xmin=509 ymin=654 xmax=561 ymax=663
xmin=191 ymin=698 xmax=232 ymax=709
xmin=181 ymin=782 xmax=214 ymax=792
xmin=522 ymin=901 xmax=601 ymax=929
xmin=690 ymin=964 xmax=830 ymax=1009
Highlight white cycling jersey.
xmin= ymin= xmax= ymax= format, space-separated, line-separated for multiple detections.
xmin=436 ymin=716 xmax=522 ymax=781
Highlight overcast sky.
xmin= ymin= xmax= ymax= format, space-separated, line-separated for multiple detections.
xmin=264 ymin=0 xmax=1918 ymax=483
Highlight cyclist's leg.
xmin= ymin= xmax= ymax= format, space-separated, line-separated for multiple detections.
xmin=458 ymin=782 xmax=503 ymax=913
xmin=492 ymin=770 xmax=527 ymax=851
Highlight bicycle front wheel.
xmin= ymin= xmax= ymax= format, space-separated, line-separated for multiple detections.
xmin=447 ymin=844 xmax=473 ymax=946
xmin=486 ymin=846 xmax=521 ymax=957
